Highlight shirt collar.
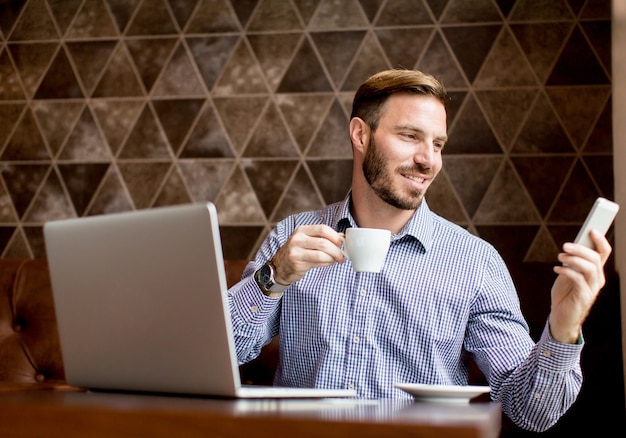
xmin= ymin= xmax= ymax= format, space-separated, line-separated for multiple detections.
xmin=332 ymin=192 xmax=434 ymax=251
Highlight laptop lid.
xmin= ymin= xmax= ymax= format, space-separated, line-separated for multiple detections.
xmin=44 ymin=202 xmax=354 ymax=399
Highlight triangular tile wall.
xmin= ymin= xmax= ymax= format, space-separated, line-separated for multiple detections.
xmin=0 ymin=0 xmax=614 ymax=275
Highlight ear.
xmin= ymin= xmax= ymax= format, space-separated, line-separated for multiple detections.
xmin=349 ymin=117 xmax=370 ymax=154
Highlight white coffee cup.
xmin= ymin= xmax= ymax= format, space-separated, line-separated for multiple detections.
xmin=341 ymin=228 xmax=391 ymax=273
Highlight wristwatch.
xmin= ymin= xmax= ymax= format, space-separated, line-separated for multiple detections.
xmin=254 ymin=260 xmax=288 ymax=298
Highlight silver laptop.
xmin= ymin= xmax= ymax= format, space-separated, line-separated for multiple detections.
xmin=43 ymin=202 xmax=355 ymax=399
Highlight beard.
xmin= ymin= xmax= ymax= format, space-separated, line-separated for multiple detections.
xmin=362 ymin=135 xmax=432 ymax=211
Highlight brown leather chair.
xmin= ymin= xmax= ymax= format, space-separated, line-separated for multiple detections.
xmin=0 ymin=259 xmax=64 ymax=384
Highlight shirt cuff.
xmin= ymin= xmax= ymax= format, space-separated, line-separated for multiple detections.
xmin=536 ymin=322 xmax=583 ymax=371
xmin=231 ymin=277 xmax=281 ymax=323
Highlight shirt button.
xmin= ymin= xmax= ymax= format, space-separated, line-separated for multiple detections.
xmin=542 ymin=350 xmax=551 ymax=357
xmin=534 ymin=392 xmax=542 ymax=399
xmin=353 ymin=336 xmax=360 ymax=343
xmin=251 ymin=305 xmax=259 ymax=314
xmin=359 ymin=289 xmax=366 ymax=296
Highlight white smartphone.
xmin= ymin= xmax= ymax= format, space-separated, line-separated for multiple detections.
xmin=573 ymin=197 xmax=620 ymax=249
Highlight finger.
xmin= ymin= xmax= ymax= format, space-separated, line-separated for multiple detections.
xmin=295 ymin=225 xmax=345 ymax=252
xmin=556 ymin=250 xmax=606 ymax=291
xmin=589 ymin=230 xmax=612 ymax=264
xmin=309 ymin=224 xmax=345 ymax=247
xmin=285 ymin=226 xmax=345 ymax=266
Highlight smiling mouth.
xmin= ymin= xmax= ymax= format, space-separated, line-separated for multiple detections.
xmin=403 ymin=174 xmax=425 ymax=184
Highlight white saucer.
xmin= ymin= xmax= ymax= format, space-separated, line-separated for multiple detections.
xmin=394 ymin=383 xmax=491 ymax=404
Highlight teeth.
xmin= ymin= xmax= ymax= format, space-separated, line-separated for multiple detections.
xmin=406 ymin=175 xmax=424 ymax=183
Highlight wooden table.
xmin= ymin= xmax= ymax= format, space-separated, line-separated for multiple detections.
xmin=0 ymin=384 xmax=501 ymax=438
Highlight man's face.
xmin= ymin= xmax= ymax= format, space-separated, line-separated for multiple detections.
xmin=362 ymin=93 xmax=447 ymax=210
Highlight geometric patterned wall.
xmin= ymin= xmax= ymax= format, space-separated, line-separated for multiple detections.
xmin=0 ymin=0 xmax=621 ymax=433
xmin=0 ymin=0 xmax=613 ymax=273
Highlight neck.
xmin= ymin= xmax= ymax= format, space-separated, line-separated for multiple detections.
xmin=350 ymin=187 xmax=417 ymax=234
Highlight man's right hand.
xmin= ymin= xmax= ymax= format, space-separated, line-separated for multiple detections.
xmin=271 ymin=224 xmax=346 ymax=286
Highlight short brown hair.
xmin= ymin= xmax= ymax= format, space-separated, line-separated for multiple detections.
xmin=351 ymin=69 xmax=448 ymax=130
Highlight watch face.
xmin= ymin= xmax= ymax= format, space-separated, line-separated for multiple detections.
xmin=259 ymin=264 xmax=272 ymax=285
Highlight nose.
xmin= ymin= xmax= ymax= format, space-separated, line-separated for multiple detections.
xmin=413 ymin=141 xmax=436 ymax=167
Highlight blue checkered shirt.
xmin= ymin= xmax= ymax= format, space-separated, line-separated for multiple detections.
xmin=228 ymin=195 xmax=583 ymax=432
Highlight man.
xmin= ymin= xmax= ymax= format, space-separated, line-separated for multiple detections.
xmin=226 ymin=69 xmax=612 ymax=432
